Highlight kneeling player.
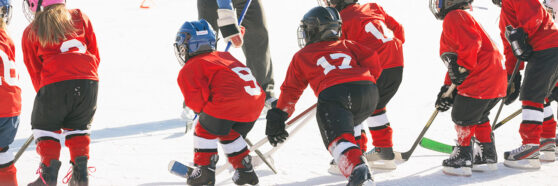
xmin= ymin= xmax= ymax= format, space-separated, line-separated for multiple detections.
xmin=430 ymin=0 xmax=507 ymax=176
xmin=174 ymin=19 xmax=265 ymax=186
xmin=265 ymin=6 xmax=382 ymax=185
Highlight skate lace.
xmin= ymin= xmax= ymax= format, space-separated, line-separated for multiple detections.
xmin=61 ymin=166 xmax=97 ymax=184
xmin=449 ymin=147 xmax=461 ymax=159
xmin=35 ymin=167 xmax=47 ymax=186
xmin=232 ymin=170 xmax=240 ymax=181
xmin=190 ymin=167 xmax=202 ymax=178
xmin=510 ymin=145 xmax=528 ymax=155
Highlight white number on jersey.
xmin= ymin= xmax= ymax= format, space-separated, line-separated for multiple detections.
xmin=316 ymin=53 xmax=353 ymax=75
xmin=365 ymin=21 xmax=394 ymax=43
xmin=0 ymin=50 xmax=19 ymax=87
xmin=60 ymin=39 xmax=87 ymax=54
xmin=231 ymin=67 xmax=261 ymax=96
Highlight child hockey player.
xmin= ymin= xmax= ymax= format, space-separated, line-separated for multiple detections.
xmin=0 ymin=1 xmax=20 ymax=185
xmin=22 ymin=0 xmax=100 ymax=185
xmin=174 ymin=19 xmax=264 ymax=186
xmin=544 ymin=0 xmax=558 ymax=158
xmin=429 ymin=0 xmax=507 ymax=176
xmin=492 ymin=0 xmax=558 ymax=168
xmin=320 ymin=0 xmax=405 ymax=171
xmin=265 ymin=6 xmax=382 ymax=186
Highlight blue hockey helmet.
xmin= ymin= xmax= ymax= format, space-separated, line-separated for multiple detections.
xmin=0 ymin=0 xmax=12 ymax=25
xmin=173 ymin=19 xmax=217 ymax=66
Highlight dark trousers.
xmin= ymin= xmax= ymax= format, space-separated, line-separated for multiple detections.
xmin=521 ymin=47 xmax=558 ymax=103
xmin=452 ymin=95 xmax=499 ymax=126
xmin=374 ymin=66 xmax=403 ymax=110
xmin=197 ymin=0 xmax=275 ymax=98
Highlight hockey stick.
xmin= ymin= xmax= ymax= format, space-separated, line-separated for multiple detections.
xmin=14 ymin=135 xmax=34 ymax=163
xmin=215 ymin=103 xmax=317 ymax=175
xmin=245 ymin=138 xmax=277 ymax=174
xmin=262 ymin=107 xmax=316 ymax=158
xmin=224 ymin=0 xmax=252 ymax=52
xmin=492 ymin=59 xmax=523 ymax=130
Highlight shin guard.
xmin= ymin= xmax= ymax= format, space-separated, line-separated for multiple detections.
xmin=64 ymin=130 xmax=91 ymax=163
xmin=33 ymin=129 xmax=62 ymax=166
xmin=520 ymin=101 xmax=544 ymax=144
xmin=328 ymin=133 xmax=364 ymax=178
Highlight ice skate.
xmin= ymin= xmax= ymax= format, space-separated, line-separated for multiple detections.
xmin=472 ymin=142 xmax=498 ymax=172
xmin=442 ymin=145 xmax=472 ymax=177
xmin=346 ymin=163 xmax=375 ymax=186
xmin=364 ymin=147 xmax=396 ymax=170
xmin=187 ymin=155 xmax=218 ymax=186
xmin=28 ymin=160 xmax=62 ymax=186
xmin=504 ymin=144 xmax=541 ymax=169
xmin=540 ymin=138 xmax=556 ymax=162
xmin=232 ymin=156 xmax=259 ymax=185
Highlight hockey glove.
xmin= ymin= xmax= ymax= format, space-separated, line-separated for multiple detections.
xmin=441 ymin=52 xmax=469 ymax=85
xmin=266 ymin=108 xmax=289 ymax=147
xmin=217 ymin=9 xmax=245 ymax=48
xmin=505 ymin=26 xmax=533 ymax=61
xmin=504 ymin=74 xmax=522 ymax=105
xmin=435 ymin=85 xmax=457 ymax=112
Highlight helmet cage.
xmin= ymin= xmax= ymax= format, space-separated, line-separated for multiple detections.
xmin=297 ymin=16 xmax=341 ymax=48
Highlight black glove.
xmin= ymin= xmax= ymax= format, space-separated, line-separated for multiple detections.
xmin=505 ymin=26 xmax=533 ymax=61
xmin=266 ymin=108 xmax=289 ymax=147
xmin=550 ymin=86 xmax=558 ymax=102
xmin=441 ymin=52 xmax=469 ymax=85
xmin=505 ymin=74 xmax=522 ymax=105
xmin=435 ymin=85 xmax=457 ymax=112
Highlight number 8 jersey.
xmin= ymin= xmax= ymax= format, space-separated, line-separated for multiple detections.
xmin=177 ymin=51 xmax=265 ymax=122
xmin=22 ymin=9 xmax=100 ymax=92
xmin=0 ymin=29 xmax=20 ymax=117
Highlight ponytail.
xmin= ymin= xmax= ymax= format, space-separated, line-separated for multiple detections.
xmin=29 ymin=4 xmax=76 ymax=47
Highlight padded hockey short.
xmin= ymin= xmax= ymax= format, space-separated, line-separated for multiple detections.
xmin=198 ymin=112 xmax=255 ymax=137
xmin=452 ymin=95 xmax=498 ymax=126
xmin=375 ymin=66 xmax=403 ymax=110
xmin=521 ymin=47 xmax=558 ymax=103
xmin=31 ymin=79 xmax=98 ymax=131
xmin=0 ymin=116 xmax=19 ymax=148
xmin=316 ymin=81 xmax=379 ymax=148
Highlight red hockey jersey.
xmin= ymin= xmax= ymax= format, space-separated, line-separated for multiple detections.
xmin=499 ymin=0 xmax=558 ymax=74
xmin=339 ymin=3 xmax=404 ymax=69
xmin=178 ymin=51 xmax=265 ymax=122
xmin=22 ymin=9 xmax=100 ymax=92
xmin=440 ymin=10 xmax=507 ymax=99
xmin=276 ymin=40 xmax=382 ymax=115
xmin=0 ymin=30 xmax=21 ymax=117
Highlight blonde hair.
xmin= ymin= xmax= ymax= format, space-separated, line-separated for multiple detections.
xmin=29 ymin=4 xmax=76 ymax=47
xmin=0 ymin=7 xmax=6 ymax=30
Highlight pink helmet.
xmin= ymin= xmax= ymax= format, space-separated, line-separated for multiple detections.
xmin=25 ymin=0 xmax=65 ymax=12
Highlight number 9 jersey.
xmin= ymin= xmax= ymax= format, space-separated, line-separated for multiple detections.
xmin=0 ymin=29 xmax=20 ymax=117
xmin=22 ymin=9 xmax=100 ymax=92
xmin=177 ymin=51 xmax=265 ymax=122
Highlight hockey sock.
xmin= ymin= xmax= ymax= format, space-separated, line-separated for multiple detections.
xmin=366 ymin=108 xmax=393 ymax=148
xmin=520 ymin=100 xmax=543 ymax=144
xmin=328 ymin=133 xmax=363 ymax=178
xmin=455 ymin=125 xmax=475 ymax=146
xmin=64 ymin=129 xmax=91 ymax=163
xmin=193 ymin=123 xmax=218 ymax=166
xmin=353 ymin=123 xmax=367 ymax=152
xmin=33 ymin=129 xmax=62 ymax=166
xmin=219 ymin=130 xmax=250 ymax=169
xmin=0 ymin=163 xmax=17 ymax=186
xmin=474 ymin=121 xmax=492 ymax=143
xmin=542 ymin=100 xmax=557 ymax=138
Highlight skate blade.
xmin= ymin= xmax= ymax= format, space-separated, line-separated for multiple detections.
xmin=504 ymin=159 xmax=541 ymax=169
xmin=442 ymin=167 xmax=472 ymax=177
xmin=327 ymin=164 xmax=343 ymax=176
xmin=368 ymin=159 xmax=396 ymax=171
xmin=540 ymin=151 xmax=556 ymax=162
xmin=472 ymin=163 xmax=497 ymax=172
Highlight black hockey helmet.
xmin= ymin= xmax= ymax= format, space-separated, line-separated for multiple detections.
xmin=492 ymin=0 xmax=501 ymax=7
xmin=317 ymin=0 xmax=358 ymax=11
xmin=297 ymin=6 xmax=342 ymax=48
xmin=429 ymin=0 xmax=473 ymax=20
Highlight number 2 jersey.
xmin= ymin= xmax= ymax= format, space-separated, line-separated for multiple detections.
xmin=22 ymin=9 xmax=100 ymax=92
xmin=276 ymin=40 xmax=382 ymax=115
xmin=339 ymin=3 xmax=404 ymax=69
xmin=177 ymin=51 xmax=265 ymax=122
xmin=0 ymin=29 xmax=20 ymax=117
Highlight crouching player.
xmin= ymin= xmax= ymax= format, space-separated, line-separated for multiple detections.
xmin=174 ymin=19 xmax=265 ymax=186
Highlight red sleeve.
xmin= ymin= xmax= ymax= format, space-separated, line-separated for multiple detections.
xmin=347 ymin=41 xmax=382 ymax=79
xmin=21 ymin=28 xmax=42 ymax=92
xmin=381 ymin=6 xmax=405 ymax=43
xmin=514 ymin=0 xmax=548 ymax=38
xmin=81 ymin=11 xmax=100 ymax=62
xmin=177 ymin=61 xmax=211 ymax=114
xmin=442 ymin=11 xmax=481 ymax=72
xmin=276 ymin=53 xmax=309 ymax=116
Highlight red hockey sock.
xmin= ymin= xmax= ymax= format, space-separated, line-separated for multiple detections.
xmin=219 ymin=129 xmax=250 ymax=169
xmin=520 ymin=100 xmax=544 ymax=144
xmin=193 ymin=123 xmax=218 ymax=166
xmin=65 ymin=134 xmax=91 ymax=163
xmin=355 ymin=130 xmax=367 ymax=152
xmin=328 ymin=133 xmax=363 ymax=178
xmin=455 ymin=125 xmax=475 ymax=146
xmin=474 ymin=121 xmax=492 ymax=143
xmin=0 ymin=164 xmax=17 ymax=186
xmin=369 ymin=126 xmax=393 ymax=148
xmin=36 ymin=139 xmax=61 ymax=166
xmin=542 ymin=102 xmax=557 ymax=139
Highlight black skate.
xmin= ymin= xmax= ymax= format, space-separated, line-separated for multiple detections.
xmin=68 ymin=156 xmax=89 ymax=186
xmin=540 ymin=138 xmax=556 ymax=162
xmin=503 ymin=144 xmax=541 ymax=169
xmin=364 ymin=147 xmax=396 ymax=170
xmin=347 ymin=163 xmax=375 ymax=186
xmin=187 ymin=154 xmax=218 ymax=186
xmin=473 ymin=142 xmax=498 ymax=172
xmin=442 ymin=145 xmax=472 ymax=177
xmin=232 ymin=156 xmax=259 ymax=185
xmin=28 ymin=160 xmax=62 ymax=186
